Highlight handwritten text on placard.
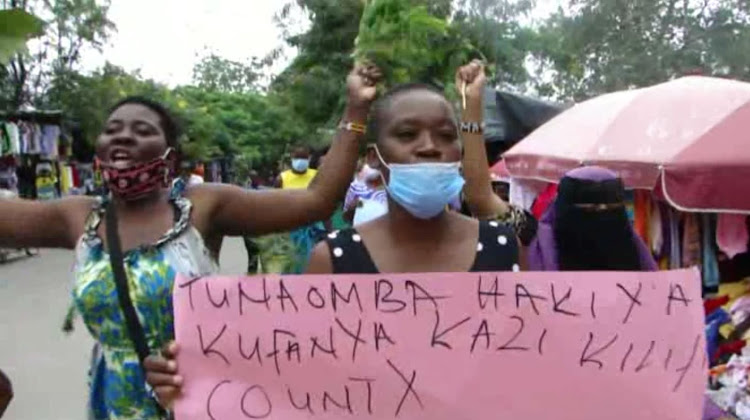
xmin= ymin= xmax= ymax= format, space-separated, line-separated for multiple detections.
xmin=173 ymin=270 xmax=705 ymax=420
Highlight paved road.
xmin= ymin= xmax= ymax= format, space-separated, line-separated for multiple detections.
xmin=0 ymin=237 xmax=249 ymax=420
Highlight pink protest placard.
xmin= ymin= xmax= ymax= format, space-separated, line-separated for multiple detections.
xmin=173 ymin=269 xmax=706 ymax=420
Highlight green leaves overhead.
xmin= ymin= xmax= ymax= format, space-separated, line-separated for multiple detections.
xmin=354 ymin=0 xmax=479 ymax=87
xmin=0 ymin=9 xmax=44 ymax=64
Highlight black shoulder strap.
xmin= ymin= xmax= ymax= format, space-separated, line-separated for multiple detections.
xmin=105 ymin=202 xmax=169 ymax=418
xmin=104 ymin=203 xmax=152 ymax=365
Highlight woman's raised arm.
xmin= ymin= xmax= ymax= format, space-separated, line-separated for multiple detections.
xmin=203 ymin=64 xmax=382 ymax=237
xmin=457 ymin=60 xmax=510 ymax=220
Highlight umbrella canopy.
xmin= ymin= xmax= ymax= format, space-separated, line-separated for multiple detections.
xmin=504 ymin=76 xmax=750 ymax=213
xmin=490 ymin=159 xmax=510 ymax=181
xmin=483 ymin=87 xmax=565 ymax=145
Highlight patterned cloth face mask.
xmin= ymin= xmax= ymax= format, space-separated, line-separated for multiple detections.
xmin=99 ymin=148 xmax=174 ymax=201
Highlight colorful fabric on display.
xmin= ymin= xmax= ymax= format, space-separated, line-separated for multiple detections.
xmin=649 ymin=200 xmax=664 ymax=257
xmin=509 ymin=178 xmax=544 ymax=211
xmin=6 ymin=123 xmax=19 ymax=155
xmin=624 ymin=190 xmax=635 ymax=222
xmin=633 ymin=190 xmax=651 ymax=244
xmin=0 ymin=124 xmax=10 ymax=155
xmin=72 ymin=195 xmax=218 ymax=419
xmin=702 ymin=214 xmax=721 ymax=293
xmin=530 ymin=183 xmax=557 ymax=220
xmin=683 ymin=213 xmax=701 ymax=268
xmin=41 ymin=125 xmax=60 ymax=158
xmin=668 ymin=207 xmax=682 ymax=269
xmin=717 ymin=214 xmax=749 ymax=258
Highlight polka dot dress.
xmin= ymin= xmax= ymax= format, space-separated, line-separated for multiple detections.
xmin=326 ymin=221 xmax=520 ymax=274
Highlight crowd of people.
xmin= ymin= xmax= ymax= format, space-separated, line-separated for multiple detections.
xmin=0 ymin=61 xmax=660 ymax=419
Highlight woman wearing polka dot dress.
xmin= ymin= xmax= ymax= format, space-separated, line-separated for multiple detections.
xmin=140 ymin=63 xmax=520 ymax=409
xmin=306 ymin=62 xmax=520 ymax=275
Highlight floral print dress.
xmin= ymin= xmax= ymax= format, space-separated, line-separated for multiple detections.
xmin=72 ymin=196 xmax=218 ymax=419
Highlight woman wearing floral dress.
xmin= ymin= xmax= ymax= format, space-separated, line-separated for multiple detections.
xmin=0 ymin=64 xmax=381 ymax=419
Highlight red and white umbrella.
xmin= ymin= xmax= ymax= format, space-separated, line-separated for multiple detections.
xmin=490 ymin=159 xmax=511 ymax=182
xmin=503 ymin=76 xmax=750 ymax=213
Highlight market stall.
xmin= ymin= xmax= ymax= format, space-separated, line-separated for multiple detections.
xmin=0 ymin=109 xmax=70 ymax=262
xmin=493 ymin=75 xmax=750 ymax=419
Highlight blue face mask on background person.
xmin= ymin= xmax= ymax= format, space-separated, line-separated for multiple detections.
xmin=291 ymin=158 xmax=309 ymax=172
xmin=375 ymin=146 xmax=465 ymax=219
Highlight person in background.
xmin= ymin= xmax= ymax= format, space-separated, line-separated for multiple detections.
xmin=275 ymin=144 xmax=316 ymax=189
xmin=458 ymin=60 xmax=537 ymax=247
xmin=529 ymin=166 xmax=658 ymax=271
xmin=172 ymin=160 xmax=204 ymax=193
xmin=35 ymin=163 xmax=58 ymax=201
xmin=0 ymin=62 xmax=379 ymax=420
xmin=0 ymin=369 xmax=11 ymax=418
xmin=343 ymin=147 xmax=388 ymax=226
xmin=276 ymin=144 xmax=328 ymax=273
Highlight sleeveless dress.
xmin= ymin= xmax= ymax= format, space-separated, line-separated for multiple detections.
xmin=72 ymin=195 xmax=218 ymax=419
xmin=325 ymin=221 xmax=520 ymax=274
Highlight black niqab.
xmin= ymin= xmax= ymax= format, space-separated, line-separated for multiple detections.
xmin=554 ymin=176 xmax=642 ymax=271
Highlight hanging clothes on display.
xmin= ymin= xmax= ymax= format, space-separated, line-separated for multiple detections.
xmin=668 ymin=207 xmax=682 ymax=269
xmin=59 ymin=164 xmax=74 ymax=194
xmin=702 ymin=214 xmax=721 ymax=293
xmin=683 ymin=213 xmax=702 ymax=268
xmin=0 ymin=163 xmax=18 ymax=192
xmin=509 ymin=178 xmax=545 ymax=211
xmin=718 ymin=214 xmax=750 ymax=259
xmin=1 ymin=111 xmax=68 ymax=200
xmin=531 ymin=183 xmax=557 ymax=220
xmin=41 ymin=125 xmax=60 ymax=159
xmin=633 ymin=190 xmax=651 ymax=244
xmin=650 ymin=200 xmax=664 ymax=257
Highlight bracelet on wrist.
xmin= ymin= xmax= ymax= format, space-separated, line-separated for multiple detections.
xmin=460 ymin=121 xmax=484 ymax=134
xmin=338 ymin=121 xmax=367 ymax=135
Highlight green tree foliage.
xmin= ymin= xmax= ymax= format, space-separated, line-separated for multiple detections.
xmin=171 ymin=87 xmax=305 ymax=163
xmin=0 ymin=8 xmax=44 ymax=64
xmin=354 ymin=0 xmax=452 ymax=85
xmin=271 ymin=0 xmax=364 ymax=142
xmin=532 ymin=0 xmax=750 ymax=100
xmin=192 ymin=53 xmax=266 ymax=94
xmin=46 ymin=63 xmax=168 ymax=147
xmin=22 ymin=0 xmax=750 ymax=168
xmin=1 ymin=0 xmax=115 ymax=109
xmin=452 ymin=0 xmax=537 ymax=87
xmin=46 ymin=63 xmax=306 ymax=164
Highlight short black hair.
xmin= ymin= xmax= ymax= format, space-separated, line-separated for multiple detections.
xmin=366 ymin=82 xmax=449 ymax=143
xmin=109 ymin=96 xmax=182 ymax=149
xmin=290 ymin=143 xmax=311 ymax=155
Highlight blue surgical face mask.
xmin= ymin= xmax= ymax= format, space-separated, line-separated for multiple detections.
xmin=375 ymin=146 xmax=465 ymax=219
xmin=291 ymin=158 xmax=309 ymax=172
